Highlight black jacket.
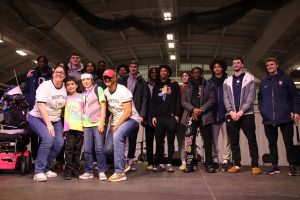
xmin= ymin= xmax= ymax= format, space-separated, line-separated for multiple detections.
xmin=258 ymin=70 xmax=300 ymax=125
xmin=151 ymin=79 xmax=181 ymax=118
xmin=118 ymin=74 xmax=149 ymax=118
xmin=181 ymin=78 xmax=216 ymax=126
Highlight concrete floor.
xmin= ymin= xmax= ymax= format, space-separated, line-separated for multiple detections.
xmin=0 ymin=164 xmax=300 ymax=200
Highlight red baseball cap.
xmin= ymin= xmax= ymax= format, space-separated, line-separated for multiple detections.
xmin=102 ymin=69 xmax=116 ymax=78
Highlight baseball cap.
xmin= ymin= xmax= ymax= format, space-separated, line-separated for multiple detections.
xmin=102 ymin=69 xmax=116 ymax=78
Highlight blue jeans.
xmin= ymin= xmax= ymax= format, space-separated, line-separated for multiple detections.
xmin=28 ymin=115 xmax=64 ymax=174
xmin=83 ymin=126 xmax=106 ymax=173
xmin=105 ymin=119 xmax=138 ymax=173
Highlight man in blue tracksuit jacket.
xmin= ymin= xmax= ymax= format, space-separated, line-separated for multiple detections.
xmin=258 ymin=57 xmax=300 ymax=176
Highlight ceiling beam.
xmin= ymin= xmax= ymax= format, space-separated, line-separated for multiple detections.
xmin=243 ymin=0 xmax=300 ymax=79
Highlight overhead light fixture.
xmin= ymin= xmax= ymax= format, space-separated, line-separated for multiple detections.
xmin=33 ymin=60 xmax=37 ymax=64
xmin=16 ymin=50 xmax=27 ymax=56
xmin=164 ymin=12 xmax=172 ymax=21
xmin=168 ymin=42 xmax=175 ymax=48
xmin=0 ymin=32 xmax=3 ymax=43
xmin=296 ymin=66 xmax=300 ymax=70
xmin=170 ymin=55 xmax=176 ymax=60
xmin=166 ymin=33 xmax=174 ymax=40
xmin=0 ymin=39 xmax=3 ymax=43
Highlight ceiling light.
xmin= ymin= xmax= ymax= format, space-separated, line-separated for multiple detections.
xmin=164 ymin=12 xmax=172 ymax=21
xmin=166 ymin=34 xmax=174 ymax=40
xmin=296 ymin=66 xmax=300 ymax=70
xmin=168 ymin=42 xmax=175 ymax=48
xmin=0 ymin=39 xmax=3 ymax=43
xmin=16 ymin=50 xmax=27 ymax=56
xmin=33 ymin=60 xmax=37 ymax=64
xmin=170 ymin=55 xmax=176 ymax=60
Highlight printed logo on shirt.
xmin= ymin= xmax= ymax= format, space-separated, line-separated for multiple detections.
xmin=158 ymin=85 xmax=171 ymax=101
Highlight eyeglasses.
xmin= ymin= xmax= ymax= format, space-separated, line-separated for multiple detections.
xmin=103 ymin=76 xmax=113 ymax=80
xmin=54 ymin=71 xmax=65 ymax=75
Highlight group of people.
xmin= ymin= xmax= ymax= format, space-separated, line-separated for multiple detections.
xmin=23 ymin=54 xmax=300 ymax=183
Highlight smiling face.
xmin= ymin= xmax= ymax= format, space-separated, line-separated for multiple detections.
xmin=70 ymin=55 xmax=81 ymax=67
xmin=66 ymin=80 xmax=78 ymax=95
xmin=181 ymin=72 xmax=189 ymax=84
xmin=85 ymin=63 xmax=95 ymax=74
xmin=232 ymin=59 xmax=244 ymax=72
xmin=266 ymin=60 xmax=279 ymax=75
xmin=52 ymin=66 xmax=66 ymax=83
xmin=103 ymin=75 xmax=117 ymax=88
xmin=160 ymin=67 xmax=169 ymax=80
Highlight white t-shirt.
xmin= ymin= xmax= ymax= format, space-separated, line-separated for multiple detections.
xmin=104 ymin=84 xmax=140 ymax=125
xmin=30 ymin=80 xmax=67 ymax=122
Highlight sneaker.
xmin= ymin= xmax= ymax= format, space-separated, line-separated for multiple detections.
xmin=179 ymin=161 xmax=186 ymax=171
xmin=99 ymin=172 xmax=107 ymax=181
xmin=146 ymin=165 xmax=154 ymax=170
xmin=45 ymin=170 xmax=57 ymax=178
xmin=130 ymin=163 xmax=137 ymax=172
xmin=124 ymin=163 xmax=131 ymax=173
xmin=289 ymin=165 xmax=298 ymax=176
xmin=205 ymin=165 xmax=216 ymax=173
xmin=266 ymin=167 xmax=280 ymax=175
xmin=33 ymin=173 xmax=47 ymax=182
xmin=79 ymin=172 xmax=94 ymax=180
xmin=167 ymin=164 xmax=174 ymax=173
xmin=152 ymin=164 xmax=166 ymax=172
xmin=108 ymin=173 xmax=127 ymax=182
xmin=252 ymin=167 xmax=262 ymax=175
xmin=228 ymin=166 xmax=240 ymax=173
xmin=183 ymin=165 xmax=195 ymax=173
xmin=222 ymin=162 xmax=229 ymax=172
xmin=64 ymin=170 xmax=72 ymax=180
xmin=212 ymin=162 xmax=220 ymax=171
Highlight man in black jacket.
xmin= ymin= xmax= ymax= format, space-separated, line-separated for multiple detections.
xmin=181 ymin=67 xmax=216 ymax=173
xmin=118 ymin=60 xmax=148 ymax=171
xmin=152 ymin=64 xmax=181 ymax=172
xmin=258 ymin=57 xmax=300 ymax=176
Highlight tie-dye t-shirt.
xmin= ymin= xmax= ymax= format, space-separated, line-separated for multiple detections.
xmin=63 ymin=93 xmax=83 ymax=132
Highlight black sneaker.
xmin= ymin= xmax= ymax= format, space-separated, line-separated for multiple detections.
xmin=152 ymin=164 xmax=166 ymax=172
xmin=222 ymin=162 xmax=229 ymax=172
xmin=212 ymin=162 xmax=220 ymax=171
xmin=289 ymin=165 xmax=298 ymax=176
xmin=205 ymin=165 xmax=216 ymax=173
xmin=64 ymin=170 xmax=72 ymax=180
xmin=266 ymin=167 xmax=280 ymax=175
xmin=183 ymin=165 xmax=195 ymax=173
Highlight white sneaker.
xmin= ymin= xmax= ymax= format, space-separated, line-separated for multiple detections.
xmin=79 ymin=172 xmax=94 ymax=180
xmin=179 ymin=161 xmax=186 ymax=171
xmin=33 ymin=173 xmax=47 ymax=182
xmin=146 ymin=165 xmax=154 ymax=170
xmin=99 ymin=172 xmax=107 ymax=181
xmin=45 ymin=170 xmax=57 ymax=178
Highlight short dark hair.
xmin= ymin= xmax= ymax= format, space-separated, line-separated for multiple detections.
xmin=180 ymin=71 xmax=190 ymax=78
xmin=129 ymin=60 xmax=139 ymax=66
xmin=148 ymin=67 xmax=159 ymax=78
xmin=265 ymin=57 xmax=279 ymax=65
xmin=37 ymin=55 xmax=48 ymax=63
xmin=209 ymin=59 xmax=228 ymax=72
xmin=159 ymin=64 xmax=172 ymax=76
xmin=97 ymin=60 xmax=106 ymax=66
xmin=117 ymin=64 xmax=129 ymax=73
xmin=65 ymin=76 xmax=78 ymax=85
xmin=84 ymin=62 xmax=96 ymax=72
xmin=53 ymin=62 xmax=67 ymax=74
xmin=233 ymin=57 xmax=244 ymax=64
xmin=191 ymin=67 xmax=203 ymax=74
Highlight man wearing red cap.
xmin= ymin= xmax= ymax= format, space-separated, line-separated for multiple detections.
xmin=102 ymin=69 xmax=140 ymax=182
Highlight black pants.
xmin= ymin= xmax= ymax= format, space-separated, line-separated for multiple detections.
xmin=30 ymin=133 xmax=39 ymax=160
xmin=264 ymin=123 xmax=296 ymax=166
xmin=226 ymin=114 xmax=259 ymax=167
xmin=65 ymin=130 xmax=84 ymax=171
xmin=155 ymin=116 xmax=177 ymax=165
xmin=127 ymin=125 xmax=139 ymax=159
xmin=145 ymin=124 xmax=155 ymax=165
xmin=188 ymin=119 xmax=213 ymax=166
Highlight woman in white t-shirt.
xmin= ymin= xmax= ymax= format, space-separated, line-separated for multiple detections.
xmin=28 ymin=63 xmax=67 ymax=182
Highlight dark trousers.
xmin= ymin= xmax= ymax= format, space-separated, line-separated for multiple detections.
xmin=264 ymin=123 xmax=296 ymax=166
xmin=145 ymin=124 xmax=155 ymax=165
xmin=127 ymin=125 xmax=139 ymax=159
xmin=226 ymin=114 xmax=259 ymax=167
xmin=188 ymin=119 xmax=213 ymax=166
xmin=155 ymin=116 xmax=177 ymax=165
xmin=30 ymin=133 xmax=39 ymax=160
xmin=65 ymin=130 xmax=84 ymax=171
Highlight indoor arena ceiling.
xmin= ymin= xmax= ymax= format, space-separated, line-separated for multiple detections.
xmin=1 ymin=0 xmax=300 ymax=90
